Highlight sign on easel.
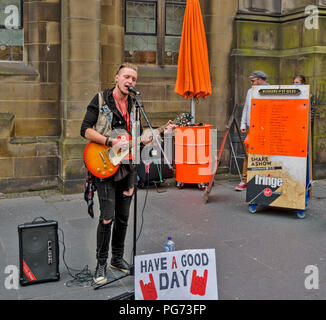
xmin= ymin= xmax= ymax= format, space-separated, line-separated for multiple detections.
xmin=246 ymin=85 xmax=311 ymax=210
xmin=134 ymin=249 xmax=218 ymax=300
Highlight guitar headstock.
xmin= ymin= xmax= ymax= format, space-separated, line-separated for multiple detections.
xmin=173 ymin=113 xmax=193 ymax=127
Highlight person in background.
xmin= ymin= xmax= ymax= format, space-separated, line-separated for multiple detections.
xmin=293 ymin=75 xmax=306 ymax=85
xmin=235 ymin=71 xmax=269 ymax=191
xmin=293 ymin=75 xmax=315 ymax=123
xmin=293 ymin=75 xmax=315 ymax=161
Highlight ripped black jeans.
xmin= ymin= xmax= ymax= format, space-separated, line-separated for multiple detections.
xmin=95 ymin=175 xmax=133 ymax=264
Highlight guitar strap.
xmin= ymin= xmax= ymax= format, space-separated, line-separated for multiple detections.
xmin=99 ymin=92 xmax=112 ymax=124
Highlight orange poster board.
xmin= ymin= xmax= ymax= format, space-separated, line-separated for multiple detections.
xmin=249 ymin=99 xmax=309 ymax=158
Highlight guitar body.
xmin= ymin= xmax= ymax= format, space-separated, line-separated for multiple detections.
xmin=83 ymin=113 xmax=192 ymax=179
xmin=84 ymin=142 xmax=120 ymax=178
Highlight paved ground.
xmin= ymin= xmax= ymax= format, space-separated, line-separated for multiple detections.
xmin=1 ymin=178 xmax=326 ymax=300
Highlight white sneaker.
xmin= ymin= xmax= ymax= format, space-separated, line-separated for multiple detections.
xmin=93 ymin=262 xmax=107 ymax=284
xmin=235 ymin=181 xmax=247 ymax=191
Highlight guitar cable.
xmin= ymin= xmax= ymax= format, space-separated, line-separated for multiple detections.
xmin=58 ymin=227 xmax=95 ymax=287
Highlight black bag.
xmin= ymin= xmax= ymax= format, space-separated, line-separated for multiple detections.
xmin=137 ymin=135 xmax=175 ymax=187
xmin=137 ymin=161 xmax=174 ymax=187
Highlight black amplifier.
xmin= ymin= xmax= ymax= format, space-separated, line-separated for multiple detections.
xmin=18 ymin=217 xmax=60 ymax=286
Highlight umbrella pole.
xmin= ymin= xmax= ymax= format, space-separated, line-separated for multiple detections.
xmin=191 ymin=98 xmax=195 ymax=124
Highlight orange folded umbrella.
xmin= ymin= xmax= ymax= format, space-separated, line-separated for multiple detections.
xmin=175 ymin=0 xmax=212 ymax=103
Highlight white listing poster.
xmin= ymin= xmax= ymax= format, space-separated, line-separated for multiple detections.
xmin=134 ymin=249 xmax=218 ymax=300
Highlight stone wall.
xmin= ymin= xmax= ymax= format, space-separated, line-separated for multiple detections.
xmin=0 ymin=0 xmax=255 ymax=194
xmin=3 ymin=0 xmax=324 ymax=194
xmin=0 ymin=0 xmax=61 ymax=193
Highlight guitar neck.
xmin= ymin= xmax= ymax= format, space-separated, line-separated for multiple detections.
xmin=129 ymin=124 xmax=165 ymax=147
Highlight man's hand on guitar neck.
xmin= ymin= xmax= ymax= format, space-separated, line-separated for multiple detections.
xmin=140 ymin=120 xmax=176 ymax=145
xmin=141 ymin=134 xmax=154 ymax=146
xmin=164 ymin=120 xmax=176 ymax=134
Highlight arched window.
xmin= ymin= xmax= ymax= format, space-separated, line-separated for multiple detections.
xmin=124 ymin=0 xmax=186 ymax=65
xmin=0 ymin=0 xmax=23 ymax=61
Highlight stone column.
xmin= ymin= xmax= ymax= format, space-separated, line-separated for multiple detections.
xmin=200 ymin=0 xmax=238 ymax=169
xmin=59 ymin=0 xmax=101 ymax=193
xmin=101 ymin=0 xmax=124 ymax=90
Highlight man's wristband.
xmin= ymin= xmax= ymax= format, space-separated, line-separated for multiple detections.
xmin=105 ymin=137 xmax=113 ymax=147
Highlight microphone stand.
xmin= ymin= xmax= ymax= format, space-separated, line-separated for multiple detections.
xmin=94 ymin=92 xmax=172 ymax=300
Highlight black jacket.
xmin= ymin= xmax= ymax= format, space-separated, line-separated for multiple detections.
xmin=80 ymin=88 xmax=134 ymax=138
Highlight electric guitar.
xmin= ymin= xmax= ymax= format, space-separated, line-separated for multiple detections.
xmin=83 ymin=113 xmax=192 ymax=178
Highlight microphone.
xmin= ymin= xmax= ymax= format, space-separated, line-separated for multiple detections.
xmin=128 ymin=86 xmax=140 ymax=95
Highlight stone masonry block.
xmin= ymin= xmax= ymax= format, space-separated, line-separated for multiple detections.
xmin=0 ymin=101 xmax=59 ymax=119
xmin=0 ymin=158 xmax=14 ymax=178
xmin=62 ymin=19 xmax=100 ymax=42
xmin=26 ymin=22 xmax=47 ymax=44
xmin=62 ymin=61 xmax=100 ymax=84
xmin=136 ymin=85 xmax=165 ymax=101
xmin=102 ymin=45 xmax=123 ymax=64
xmin=315 ymin=136 xmax=326 ymax=163
xmin=63 ymin=41 xmax=100 ymax=61
xmin=58 ymin=176 xmax=84 ymax=194
xmin=0 ymin=113 xmax=14 ymax=139
xmin=27 ymin=44 xmax=61 ymax=62
xmin=46 ymin=21 xmax=60 ymax=45
xmin=61 ymin=83 xmax=100 ymax=103
xmin=14 ymin=156 xmax=58 ymax=178
xmin=313 ymin=54 xmax=326 ymax=77
xmin=59 ymin=137 xmax=87 ymax=161
xmin=48 ymin=61 xmax=61 ymax=83
xmin=313 ymin=78 xmax=326 ymax=105
xmin=61 ymin=159 xmax=87 ymax=180
xmin=0 ymin=141 xmax=36 ymax=158
xmin=314 ymin=105 xmax=326 ymax=134
xmin=237 ymin=21 xmax=279 ymax=50
xmin=102 ymin=5 xmax=119 ymax=25
xmin=101 ymin=25 xmax=124 ymax=47
xmin=14 ymin=119 xmax=60 ymax=137
xmin=0 ymin=176 xmax=58 ymax=194
xmin=281 ymin=20 xmax=300 ymax=50
xmin=0 ymin=83 xmax=59 ymax=101
xmin=28 ymin=2 xmax=61 ymax=22
xmin=63 ymin=101 xmax=89 ymax=120
xmin=36 ymin=142 xmax=59 ymax=157
xmin=69 ymin=0 xmax=101 ymax=20
xmin=62 ymin=119 xmax=84 ymax=138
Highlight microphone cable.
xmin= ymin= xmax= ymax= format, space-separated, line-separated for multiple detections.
xmin=136 ymin=170 xmax=150 ymax=242
xmin=129 ymin=169 xmax=150 ymax=264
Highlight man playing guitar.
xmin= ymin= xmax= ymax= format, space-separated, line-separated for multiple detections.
xmin=80 ymin=63 xmax=175 ymax=285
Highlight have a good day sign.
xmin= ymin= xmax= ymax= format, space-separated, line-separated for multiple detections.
xmin=134 ymin=249 xmax=218 ymax=300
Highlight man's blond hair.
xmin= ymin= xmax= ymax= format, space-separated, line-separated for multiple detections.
xmin=116 ymin=62 xmax=138 ymax=75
